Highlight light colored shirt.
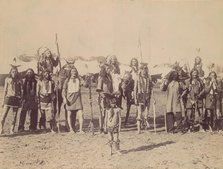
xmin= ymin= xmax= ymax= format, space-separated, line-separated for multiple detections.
xmin=67 ymin=78 xmax=80 ymax=93
xmin=4 ymin=77 xmax=22 ymax=97
xmin=37 ymin=80 xmax=53 ymax=95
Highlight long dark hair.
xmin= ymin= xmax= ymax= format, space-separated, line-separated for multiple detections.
xmin=130 ymin=58 xmax=139 ymax=73
xmin=23 ymin=68 xmax=37 ymax=96
xmin=42 ymin=71 xmax=52 ymax=81
xmin=130 ymin=58 xmax=138 ymax=67
xmin=189 ymin=69 xmax=198 ymax=82
xmin=139 ymin=64 xmax=149 ymax=78
xmin=9 ymin=67 xmax=19 ymax=79
xmin=25 ymin=68 xmax=36 ymax=79
xmin=107 ymin=55 xmax=120 ymax=74
xmin=169 ymin=70 xmax=179 ymax=82
xmin=189 ymin=69 xmax=204 ymax=91
xmin=67 ymin=67 xmax=79 ymax=81
xmin=194 ymin=56 xmax=202 ymax=68
xmin=208 ymin=71 xmax=217 ymax=79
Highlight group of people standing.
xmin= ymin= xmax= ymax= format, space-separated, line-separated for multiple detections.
xmin=1 ymin=48 xmax=222 ymax=138
xmin=96 ymin=56 xmax=154 ymax=135
xmin=162 ymin=56 xmax=223 ymax=133
xmin=94 ymin=55 xmax=154 ymax=154
xmin=0 ymin=47 xmax=84 ymax=134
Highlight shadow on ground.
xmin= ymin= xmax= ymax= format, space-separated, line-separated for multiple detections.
xmin=121 ymin=141 xmax=175 ymax=154
xmin=0 ymin=114 xmax=167 ymax=137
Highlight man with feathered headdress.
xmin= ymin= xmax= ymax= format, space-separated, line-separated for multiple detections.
xmin=107 ymin=55 xmax=120 ymax=75
xmin=37 ymin=47 xmax=59 ymax=75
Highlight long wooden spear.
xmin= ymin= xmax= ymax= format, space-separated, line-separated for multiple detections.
xmin=85 ymin=64 xmax=94 ymax=135
xmin=138 ymin=36 xmax=143 ymax=63
xmin=146 ymin=27 xmax=157 ymax=133
xmin=88 ymin=74 xmax=94 ymax=135
xmin=55 ymin=33 xmax=62 ymax=70
xmin=55 ymin=33 xmax=62 ymax=132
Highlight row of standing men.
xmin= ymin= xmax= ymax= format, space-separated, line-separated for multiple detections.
xmin=1 ymin=47 xmax=84 ymax=134
xmin=1 ymin=47 xmax=222 ymax=135
xmin=0 ymin=47 xmax=153 ymax=136
xmin=162 ymin=56 xmax=223 ymax=133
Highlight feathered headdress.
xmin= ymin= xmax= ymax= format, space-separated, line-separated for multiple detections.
xmin=10 ymin=57 xmax=21 ymax=70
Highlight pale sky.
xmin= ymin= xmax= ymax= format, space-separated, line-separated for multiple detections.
xmin=0 ymin=0 xmax=223 ymax=73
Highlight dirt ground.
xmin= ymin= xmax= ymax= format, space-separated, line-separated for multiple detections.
xmin=0 ymin=87 xmax=223 ymax=169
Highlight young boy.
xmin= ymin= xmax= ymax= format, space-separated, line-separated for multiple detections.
xmin=104 ymin=93 xmax=122 ymax=155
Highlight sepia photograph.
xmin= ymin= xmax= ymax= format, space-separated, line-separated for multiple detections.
xmin=0 ymin=0 xmax=223 ymax=168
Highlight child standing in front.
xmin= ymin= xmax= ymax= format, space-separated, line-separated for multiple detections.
xmin=105 ymin=94 xmax=122 ymax=155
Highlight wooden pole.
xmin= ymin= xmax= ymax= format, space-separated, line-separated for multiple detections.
xmin=88 ymin=76 xmax=94 ymax=135
xmin=55 ymin=34 xmax=62 ymax=132
xmin=152 ymin=90 xmax=157 ymax=133
xmin=55 ymin=33 xmax=62 ymax=70
xmin=138 ymin=37 xmax=143 ymax=63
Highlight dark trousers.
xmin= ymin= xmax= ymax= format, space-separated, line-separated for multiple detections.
xmin=166 ymin=112 xmax=174 ymax=132
xmin=18 ymin=105 xmax=38 ymax=131
xmin=166 ymin=112 xmax=182 ymax=132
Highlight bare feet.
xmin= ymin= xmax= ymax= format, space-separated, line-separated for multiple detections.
xmin=0 ymin=129 xmax=4 ymax=135
xmin=51 ymin=130 xmax=56 ymax=134
xmin=10 ymin=130 xmax=14 ymax=135
xmin=218 ymin=130 xmax=223 ymax=134
xmin=57 ymin=126 xmax=61 ymax=133
xmin=116 ymin=150 xmax=122 ymax=155
xmin=68 ymin=130 xmax=75 ymax=134
xmin=79 ymin=130 xmax=85 ymax=134
xmin=145 ymin=121 xmax=150 ymax=129
xmin=208 ymin=126 xmax=213 ymax=133
xmin=42 ymin=129 xmax=47 ymax=134
xmin=199 ymin=129 xmax=205 ymax=133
